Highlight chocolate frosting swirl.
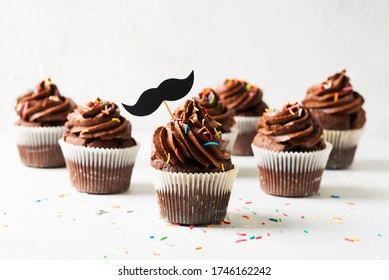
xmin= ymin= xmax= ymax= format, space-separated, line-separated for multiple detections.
xmin=216 ymin=79 xmax=268 ymax=116
xmin=197 ymin=88 xmax=235 ymax=133
xmin=15 ymin=79 xmax=76 ymax=127
xmin=302 ymin=70 xmax=366 ymax=130
xmin=64 ymin=98 xmax=136 ymax=148
xmin=151 ymin=98 xmax=233 ymax=173
xmin=253 ymin=102 xmax=326 ymax=152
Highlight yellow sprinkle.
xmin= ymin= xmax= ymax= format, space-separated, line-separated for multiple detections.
xmin=195 ymin=247 xmax=202 ymax=250
xmin=111 ymin=118 xmax=121 ymax=123
xmin=45 ymin=79 xmax=52 ymax=85
xmin=153 ymin=252 xmax=160 ymax=256
xmin=314 ymin=215 xmax=321 ymax=219
xmin=265 ymin=108 xmax=270 ymax=113
xmin=101 ymin=110 xmax=109 ymax=115
xmin=214 ymin=128 xmax=220 ymax=138
xmin=80 ymin=129 xmax=89 ymax=135
xmin=246 ymin=83 xmax=253 ymax=90
xmin=166 ymin=153 xmax=171 ymax=164
xmin=57 ymin=194 xmax=65 ymax=198
xmin=194 ymin=107 xmax=199 ymax=111
xmin=215 ymin=121 xmax=222 ymax=127
xmin=221 ymin=164 xmax=225 ymax=171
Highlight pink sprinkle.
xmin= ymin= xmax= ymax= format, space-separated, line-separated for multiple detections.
xmin=267 ymin=233 xmax=271 ymax=236
xmin=301 ymin=216 xmax=305 ymax=219
xmin=189 ymin=225 xmax=194 ymax=230
xmin=318 ymin=83 xmax=323 ymax=90
xmin=342 ymin=86 xmax=353 ymax=91
xmin=282 ymin=213 xmax=288 ymax=217
xmin=235 ymin=239 xmax=247 ymax=243
xmin=256 ymin=236 xmax=262 ymax=239
xmin=245 ymin=201 xmax=252 ymax=204
xmin=22 ymin=102 xmax=29 ymax=116
xmin=344 ymin=238 xmax=354 ymax=242
xmin=236 ymin=233 xmax=247 ymax=236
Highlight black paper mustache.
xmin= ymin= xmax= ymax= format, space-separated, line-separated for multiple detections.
xmin=122 ymin=70 xmax=194 ymax=116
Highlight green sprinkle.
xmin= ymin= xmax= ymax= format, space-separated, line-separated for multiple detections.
xmin=249 ymin=236 xmax=255 ymax=240
xmin=269 ymin=218 xmax=279 ymax=223
xmin=304 ymin=230 xmax=309 ymax=234
xmin=36 ymin=200 xmax=41 ymax=203
xmin=377 ymin=233 xmax=382 ymax=237
xmin=160 ymin=236 xmax=168 ymax=241
xmin=331 ymin=195 xmax=340 ymax=198
xmin=203 ymin=142 xmax=219 ymax=147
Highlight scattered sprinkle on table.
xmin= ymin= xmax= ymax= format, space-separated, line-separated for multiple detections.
xmin=249 ymin=236 xmax=255 ymax=240
xmin=153 ymin=252 xmax=160 ymax=256
xmin=189 ymin=225 xmax=194 ymax=230
xmin=111 ymin=204 xmax=121 ymax=208
xmin=344 ymin=237 xmax=361 ymax=242
xmin=195 ymin=247 xmax=202 ymax=250
xmin=269 ymin=218 xmax=279 ymax=222
xmin=377 ymin=233 xmax=382 ymax=237
xmin=150 ymin=235 xmax=155 ymax=239
xmin=331 ymin=195 xmax=340 ymax=198
xmin=235 ymin=239 xmax=247 ymax=243
xmin=160 ymin=236 xmax=168 ymax=241
xmin=242 ymin=215 xmax=250 ymax=219
xmin=57 ymin=194 xmax=66 ymax=198
xmin=245 ymin=201 xmax=252 ymax=204
xmin=236 ymin=233 xmax=246 ymax=236
xmin=304 ymin=230 xmax=309 ymax=234
xmin=36 ymin=200 xmax=41 ymax=203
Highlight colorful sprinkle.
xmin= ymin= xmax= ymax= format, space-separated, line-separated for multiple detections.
xmin=378 ymin=233 xmax=382 ymax=237
xmin=235 ymin=239 xmax=247 ymax=243
xmin=245 ymin=201 xmax=252 ymax=205
xmin=203 ymin=142 xmax=219 ymax=147
xmin=36 ymin=200 xmax=41 ymax=203
xmin=214 ymin=128 xmax=220 ymax=138
xmin=150 ymin=235 xmax=155 ymax=239
xmin=269 ymin=218 xmax=279 ymax=223
xmin=221 ymin=164 xmax=225 ymax=171
xmin=111 ymin=118 xmax=121 ymax=123
xmin=153 ymin=252 xmax=160 ymax=256
xmin=301 ymin=216 xmax=305 ymax=219
xmin=215 ymin=121 xmax=222 ymax=127
xmin=256 ymin=236 xmax=262 ymax=240
xmin=242 ymin=215 xmax=250 ymax=220
xmin=249 ymin=235 xmax=255 ymax=240
xmin=184 ymin=124 xmax=189 ymax=134
xmin=298 ymin=108 xmax=303 ymax=117
xmin=344 ymin=237 xmax=361 ymax=242
xmin=282 ymin=213 xmax=288 ymax=217
xmin=331 ymin=195 xmax=340 ymax=198
xmin=190 ymin=225 xmax=194 ymax=230
xmin=236 ymin=233 xmax=247 ymax=236
xmin=193 ymin=107 xmax=199 ymax=111
xmin=160 ymin=236 xmax=168 ymax=241
xmin=342 ymin=86 xmax=353 ymax=91
xmin=265 ymin=108 xmax=270 ymax=113
xmin=166 ymin=153 xmax=171 ymax=164
xmin=195 ymin=247 xmax=203 ymax=250
xmin=57 ymin=194 xmax=65 ymax=198
xmin=101 ymin=110 xmax=109 ymax=115
xmin=304 ymin=230 xmax=309 ymax=234
xmin=198 ymin=126 xmax=207 ymax=134
xmin=334 ymin=92 xmax=339 ymax=102
xmin=111 ymin=204 xmax=121 ymax=208
xmin=222 ymin=220 xmax=231 ymax=225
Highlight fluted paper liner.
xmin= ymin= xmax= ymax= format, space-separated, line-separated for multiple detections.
xmin=232 ymin=116 xmax=261 ymax=156
xmin=252 ymin=142 xmax=332 ymax=197
xmin=59 ymin=139 xmax=140 ymax=194
xmin=13 ymin=124 xmax=66 ymax=168
xmin=323 ymin=128 xmax=364 ymax=169
xmin=153 ymin=168 xmax=238 ymax=225
xmin=222 ymin=125 xmax=238 ymax=153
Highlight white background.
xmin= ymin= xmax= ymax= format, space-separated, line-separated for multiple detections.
xmin=1 ymin=0 xmax=389 ymax=136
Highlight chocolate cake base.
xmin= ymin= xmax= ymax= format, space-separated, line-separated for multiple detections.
xmin=257 ymin=166 xmax=324 ymax=197
xmin=326 ymin=146 xmax=358 ymax=170
xmin=232 ymin=131 xmax=257 ymax=156
xmin=65 ymin=160 xmax=134 ymax=194
xmin=17 ymin=145 xmax=65 ymax=168
xmin=156 ymin=188 xmax=231 ymax=225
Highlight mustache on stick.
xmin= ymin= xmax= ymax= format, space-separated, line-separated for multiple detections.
xmin=122 ymin=70 xmax=194 ymax=116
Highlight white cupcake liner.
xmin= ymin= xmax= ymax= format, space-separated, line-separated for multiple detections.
xmin=13 ymin=124 xmax=66 ymax=167
xmin=59 ymin=139 xmax=140 ymax=194
xmin=323 ymin=128 xmax=364 ymax=150
xmin=153 ymin=168 xmax=238 ymax=224
xmin=323 ymin=128 xmax=364 ymax=169
xmin=234 ymin=116 xmax=260 ymax=134
xmin=13 ymin=124 xmax=66 ymax=146
xmin=59 ymin=139 xmax=139 ymax=168
xmin=222 ymin=125 xmax=239 ymax=153
xmin=251 ymin=142 xmax=332 ymax=197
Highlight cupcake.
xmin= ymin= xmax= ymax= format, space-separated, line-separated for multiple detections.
xmin=14 ymin=79 xmax=76 ymax=168
xmin=252 ymin=102 xmax=332 ymax=197
xmin=59 ymin=98 xmax=139 ymax=194
xmin=151 ymin=98 xmax=238 ymax=225
xmin=302 ymin=70 xmax=366 ymax=169
xmin=216 ymin=79 xmax=268 ymax=156
xmin=197 ymin=88 xmax=238 ymax=153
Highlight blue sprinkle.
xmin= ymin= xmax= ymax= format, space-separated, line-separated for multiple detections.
xmin=184 ymin=124 xmax=188 ymax=134
xmin=269 ymin=218 xmax=278 ymax=223
xmin=36 ymin=200 xmax=41 ymax=203
xmin=249 ymin=235 xmax=255 ymax=240
xmin=150 ymin=235 xmax=155 ymax=239
xmin=304 ymin=230 xmax=309 ymax=234
xmin=203 ymin=142 xmax=219 ymax=147
xmin=331 ymin=195 xmax=340 ymax=198
xmin=377 ymin=233 xmax=382 ymax=237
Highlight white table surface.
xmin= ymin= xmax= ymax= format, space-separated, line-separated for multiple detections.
xmin=0 ymin=130 xmax=388 ymax=260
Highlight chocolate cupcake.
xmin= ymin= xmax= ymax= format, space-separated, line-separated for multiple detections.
xmin=251 ymin=102 xmax=332 ymax=197
xmin=59 ymin=98 xmax=139 ymax=194
xmin=13 ymin=79 xmax=76 ymax=168
xmin=151 ymin=98 xmax=238 ymax=225
xmin=303 ymin=70 xmax=366 ymax=169
xmin=216 ymin=79 xmax=268 ymax=156
xmin=197 ymin=88 xmax=238 ymax=153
